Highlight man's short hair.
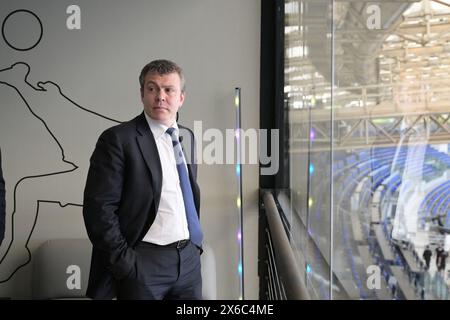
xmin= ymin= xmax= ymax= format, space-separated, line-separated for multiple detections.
xmin=139 ymin=59 xmax=185 ymax=92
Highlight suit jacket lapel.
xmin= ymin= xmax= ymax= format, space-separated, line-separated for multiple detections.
xmin=135 ymin=113 xmax=162 ymax=212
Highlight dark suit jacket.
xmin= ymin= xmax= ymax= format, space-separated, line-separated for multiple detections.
xmin=0 ymin=149 xmax=5 ymax=242
xmin=83 ymin=112 xmax=200 ymax=299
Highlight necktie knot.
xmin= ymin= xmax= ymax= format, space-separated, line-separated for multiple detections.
xmin=166 ymin=127 xmax=176 ymax=137
xmin=166 ymin=128 xmax=183 ymax=164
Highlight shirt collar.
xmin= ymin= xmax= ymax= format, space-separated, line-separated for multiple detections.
xmin=144 ymin=112 xmax=179 ymax=140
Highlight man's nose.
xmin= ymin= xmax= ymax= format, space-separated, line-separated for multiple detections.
xmin=156 ymin=90 xmax=166 ymax=101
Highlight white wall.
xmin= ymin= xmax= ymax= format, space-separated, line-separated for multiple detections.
xmin=0 ymin=0 xmax=260 ymax=299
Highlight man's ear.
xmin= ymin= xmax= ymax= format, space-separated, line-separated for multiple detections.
xmin=179 ymin=91 xmax=185 ymax=106
xmin=140 ymin=88 xmax=144 ymax=100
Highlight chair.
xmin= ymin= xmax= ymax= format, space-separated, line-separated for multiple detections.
xmin=32 ymin=238 xmax=92 ymax=299
xmin=201 ymin=242 xmax=217 ymax=300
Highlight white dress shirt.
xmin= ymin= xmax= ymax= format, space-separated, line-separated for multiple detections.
xmin=142 ymin=113 xmax=190 ymax=245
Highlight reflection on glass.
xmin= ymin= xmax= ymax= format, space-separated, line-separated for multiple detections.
xmin=286 ymin=0 xmax=450 ymax=300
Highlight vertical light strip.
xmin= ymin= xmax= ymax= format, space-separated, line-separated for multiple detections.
xmin=235 ymin=87 xmax=244 ymax=300
xmin=330 ymin=0 xmax=336 ymax=301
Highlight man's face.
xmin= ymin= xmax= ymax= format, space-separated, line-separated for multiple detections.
xmin=141 ymin=72 xmax=185 ymax=126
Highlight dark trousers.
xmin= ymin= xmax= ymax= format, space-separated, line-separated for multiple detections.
xmin=116 ymin=240 xmax=202 ymax=300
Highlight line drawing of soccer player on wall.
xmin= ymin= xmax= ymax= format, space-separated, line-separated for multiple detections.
xmin=0 ymin=61 xmax=121 ymax=283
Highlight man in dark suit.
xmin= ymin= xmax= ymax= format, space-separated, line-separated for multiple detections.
xmin=83 ymin=59 xmax=203 ymax=300
xmin=0 ymin=149 xmax=5 ymax=246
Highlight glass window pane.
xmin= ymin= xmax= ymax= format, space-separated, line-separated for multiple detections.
xmin=286 ymin=0 xmax=450 ymax=300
